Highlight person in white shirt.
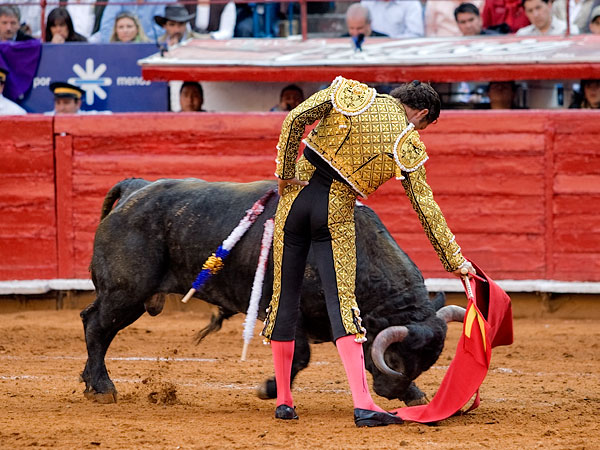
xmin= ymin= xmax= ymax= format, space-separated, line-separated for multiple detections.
xmin=360 ymin=0 xmax=425 ymax=38
xmin=516 ymin=0 xmax=579 ymax=34
xmin=0 ymin=68 xmax=26 ymax=115
xmin=552 ymin=0 xmax=593 ymax=32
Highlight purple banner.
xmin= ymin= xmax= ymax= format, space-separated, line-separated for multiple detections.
xmin=0 ymin=40 xmax=42 ymax=102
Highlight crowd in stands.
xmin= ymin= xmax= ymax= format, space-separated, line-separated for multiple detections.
xmin=0 ymin=0 xmax=599 ymax=115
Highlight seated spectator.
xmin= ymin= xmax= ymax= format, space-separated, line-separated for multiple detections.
xmin=516 ymin=0 xmax=578 ymax=34
xmin=110 ymin=12 xmax=150 ymax=42
xmin=360 ymin=0 xmax=425 ymax=38
xmin=481 ymin=0 xmax=530 ymax=33
xmin=0 ymin=5 xmax=34 ymax=41
xmin=454 ymin=2 xmax=500 ymax=35
xmin=569 ymin=79 xmax=600 ymax=109
xmin=45 ymin=7 xmax=88 ymax=43
xmin=589 ymin=5 xmax=600 ymax=33
xmin=488 ymin=81 xmax=520 ymax=108
xmin=154 ymin=5 xmax=201 ymax=48
xmin=270 ymin=84 xmax=304 ymax=112
xmin=46 ymin=0 xmax=96 ymax=39
xmin=99 ymin=0 xmax=176 ymax=43
xmin=179 ymin=81 xmax=205 ymax=112
xmin=49 ymin=82 xmax=84 ymax=115
xmin=426 ymin=0 xmax=485 ymax=36
xmin=234 ymin=3 xmax=281 ymax=37
xmin=342 ymin=3 xmax=388 ymax=40
xmin=183 ymin=0 xmax=236 ymax=40
xmin=552 ymin=0 xmax=593 ymax=32
xmin=0 ymin=67 xmax=26 ymax=115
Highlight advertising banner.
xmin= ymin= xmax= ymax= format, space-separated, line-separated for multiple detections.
xmin=20 ymin=43 xmax=168 ymax=113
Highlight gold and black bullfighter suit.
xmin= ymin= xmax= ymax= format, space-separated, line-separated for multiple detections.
xmin=262 ymin=76 xmax=466 ymax=344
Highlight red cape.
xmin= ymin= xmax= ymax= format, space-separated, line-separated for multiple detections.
xmin=393 ymin=263 xmax=513 ymax=423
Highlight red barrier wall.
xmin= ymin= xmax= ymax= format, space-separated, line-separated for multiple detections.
xmin=1 ymin=117 xmax=57 ymax=279
xmin=1 ymin=111 xmax=598 ymax=282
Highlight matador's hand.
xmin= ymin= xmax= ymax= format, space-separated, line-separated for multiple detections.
xmin=277 ymin=177 xmax=308 ymax=194
xmin=452 ymin=260 xmax=475 ymax=278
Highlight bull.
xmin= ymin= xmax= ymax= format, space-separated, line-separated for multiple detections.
xmin=81 ymin=177 xmax=464 ymax=405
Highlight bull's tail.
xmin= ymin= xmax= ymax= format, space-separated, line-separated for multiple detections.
xmin=194 ymin=307 xmax=236 ymax=344
xmin=99 ymin=178 xmax=150 ymax=221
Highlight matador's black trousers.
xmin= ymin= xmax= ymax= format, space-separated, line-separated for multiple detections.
xmin=262 ymin=157 xmax=365 ymax=342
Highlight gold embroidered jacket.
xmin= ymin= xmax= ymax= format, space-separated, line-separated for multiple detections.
xmin=275 ymin=76 xmax=465 ymax=272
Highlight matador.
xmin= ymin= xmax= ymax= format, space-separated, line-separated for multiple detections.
xmin=261 ymin=77 xmax=474 ymax=427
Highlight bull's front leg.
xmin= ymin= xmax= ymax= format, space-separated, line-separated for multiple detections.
xmin=256 ymin=331 xmax=311 ymax=400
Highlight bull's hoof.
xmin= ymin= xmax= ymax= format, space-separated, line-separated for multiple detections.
xmin=256 ymin=378 xmax=277 ymax=400
xmin=256 ymin=382 xmax=270 ymax=400
xmin=83 ymin=387 xmax=118 ymax=404
xmin=405 ymin=395 xmax=429 ymax=407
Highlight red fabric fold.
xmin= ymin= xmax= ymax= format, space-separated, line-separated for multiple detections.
xmin=393 ymin=262 xmax=513 ymax=423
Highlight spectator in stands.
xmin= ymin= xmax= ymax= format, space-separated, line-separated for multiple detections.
xmin=154 ymin=5 xmax=201 ymax=48
xmin=588 ymin=5 xmax=600 ymax=33
xmin=569 ymin=79 xmax=600 ymax=108
xmin=49 ymin=82 xmax=83 ymax=115
xmin=0 ymin=67 xmax=26 ymax=115
xmin=99 ymin=0 xmax=176 ymax=43
xmin=454 ymin=2 xmax=500 ymax=34
xmin=47 ymin=0 xmax=96 ymax=39
xmin=109 ymin=11 xmax=150 ymax=42
xmin=552 ymin=0 xmax=594 ymax=32
xmin=45 ymin=7 xmax=88 ymax=43
xmin=481 ymin=0 xmax=530 ymax=33
xmin=234 ymin=3 xmax=281 ymax=37
xmin=179 ymin=81 xmax=205 ymax=112
xmin=182 ymin=0 xmax=236 ymax=40
xmin=426 ymin=0 xmax=484 ymax=36
xmin=517 ymin=0 xmax=578 ymax=34
xmin=487 ymin=81 xmax=520 ymax=108
xmin=270 ymin=84 xmax=304 ymax=112
xmin=0 ymin=5 xmax=34 ymax=41
xmin=360 ymin=0 xmax=425 ymax=38
xmin=343 ymin=3 xmax=388 ymax=41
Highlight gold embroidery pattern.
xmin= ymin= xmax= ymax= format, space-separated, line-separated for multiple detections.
xmin=331 ymin=78 xmax=377 ymax=116
xmin=276 ymin=88 xmax=333 ymax=180
xmin=401 ymin=166 xmax=465 ymax=271
xmin=398 ymin=130 xmax=429 ymax=171
xmin=262 ymin=159 xmax=316 ymax=341
xmin=305 ymin=95 xmax=409 ymax=198
xmin=328 ymin=179 xmax=365 ymax=340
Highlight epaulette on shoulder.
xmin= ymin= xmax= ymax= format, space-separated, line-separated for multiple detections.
xmin=330 ymin=76 xmax=377 ymax=116
xmin=393 ymin=127 xmax=429 ymax=176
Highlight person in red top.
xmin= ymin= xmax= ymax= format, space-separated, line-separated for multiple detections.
xmin=481 ymin=0 xmax=530 ymax=32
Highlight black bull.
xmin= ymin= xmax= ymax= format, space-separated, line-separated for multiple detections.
xmin=81 ymin=177 xmax=464 ymax=405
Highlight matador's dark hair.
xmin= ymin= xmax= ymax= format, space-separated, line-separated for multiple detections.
xmin=390 ymin=80 xmax=441 ymax=124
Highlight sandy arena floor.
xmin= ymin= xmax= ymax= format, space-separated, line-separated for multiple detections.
xmin=0 ymin=305 xmax=599 ymax=450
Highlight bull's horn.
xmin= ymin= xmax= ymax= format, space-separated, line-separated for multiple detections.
xmin=436 ymin=305 xmax=466 ymax=323
xmin=370 ymin=326 xmax=409 ymax=378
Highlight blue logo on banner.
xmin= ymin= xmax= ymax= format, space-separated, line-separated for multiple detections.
xmin=21 ymin=43 xmax=167 ymax=113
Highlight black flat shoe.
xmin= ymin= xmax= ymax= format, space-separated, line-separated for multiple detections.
xmin=353 ymin=408 xmax=404 ymax=427
xmin=275 ymin=404 xmax=298 ymax=420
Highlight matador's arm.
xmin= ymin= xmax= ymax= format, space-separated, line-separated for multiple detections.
xmin=275 ymin=87 xmax=333 ymax=180
xmin=401 ymin=165 xmax=466 ymax=272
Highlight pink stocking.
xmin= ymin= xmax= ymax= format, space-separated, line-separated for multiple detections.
xmin=336 ymin=335 xmax=385 ymax=412
xmin=271 ymin=340 xmax=295 ymax=407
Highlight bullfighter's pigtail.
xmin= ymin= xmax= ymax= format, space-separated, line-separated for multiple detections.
xmin=241 ymin=218 xmax=274 ymax=361
xmin=181 ymin=189 xmax=275 ymax=303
